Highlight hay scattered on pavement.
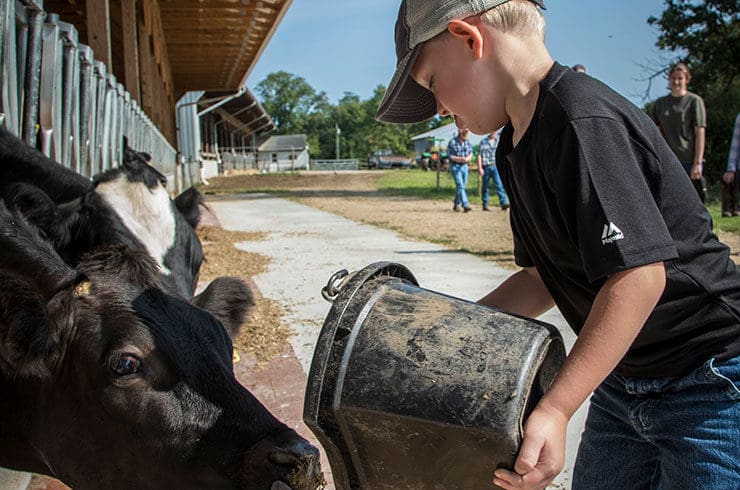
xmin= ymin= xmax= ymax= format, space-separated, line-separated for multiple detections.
xmin=196 ymin=225 xmax=292 ymax=363
xmin=197 ymin=226 xmax=270 ymax=281
xmin=237 ymin=295 xmax=292 ymax=364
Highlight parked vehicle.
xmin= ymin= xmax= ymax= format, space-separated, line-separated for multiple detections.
xmin=367 ymin=149 xmax=413 ymax=169
xmin=416 ymin=149 xmax=448 ymax=171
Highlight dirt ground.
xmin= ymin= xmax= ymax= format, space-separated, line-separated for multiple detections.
xmin=204 ymin=169 xmax=740 ymax=266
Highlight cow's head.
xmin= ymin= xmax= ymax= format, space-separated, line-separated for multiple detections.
xmin=2 ymin=134 xmax=206 ymax=298
xmin=0 ymin=203 xmax=323 ymax=489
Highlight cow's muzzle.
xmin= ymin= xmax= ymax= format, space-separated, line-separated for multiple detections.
xmin=242 ymin=430 xmax=324 ymax=490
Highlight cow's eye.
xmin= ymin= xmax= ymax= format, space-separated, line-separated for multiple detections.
xmin=110 ymin=354 xmax=142 ymax=376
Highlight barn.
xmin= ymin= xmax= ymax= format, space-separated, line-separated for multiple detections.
xmin=1 ymin=0 xmax=288 ymax=191
xmin=257 ymin=133 xmax=309 ymax=172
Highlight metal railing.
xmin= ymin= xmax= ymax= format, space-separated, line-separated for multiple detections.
xmin=1 ymin=0 xmax=177 ymax=188
xmin=311 ymin=159 xmax=359 ymax=171
xmin=221 ymin=150 xmax=257 ymax=172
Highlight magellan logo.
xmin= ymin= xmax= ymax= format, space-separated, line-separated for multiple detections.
xmin=601 ymin=222 xmax=624 ymax=245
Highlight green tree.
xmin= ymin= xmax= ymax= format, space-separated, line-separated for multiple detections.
xmin=253 ymin=73 xmax=452 ymax=160
xmin=647 ymin=1 xmax=740 ymax=176
xmin=255 ymin=71 xmax=329 ymax=134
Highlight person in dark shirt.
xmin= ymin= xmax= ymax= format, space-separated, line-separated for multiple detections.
xmin=376 ymin=0 xmax=740 ymax=489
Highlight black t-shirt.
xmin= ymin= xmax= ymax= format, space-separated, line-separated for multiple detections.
xmin=497 ymin=62 xmax=740 ymax=377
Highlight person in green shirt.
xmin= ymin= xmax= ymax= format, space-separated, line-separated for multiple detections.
xmin=652 ymin=62 xmax=707 ymax=202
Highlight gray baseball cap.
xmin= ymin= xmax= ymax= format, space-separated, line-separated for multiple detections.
xmin=376 ymin=0 xmax=546 ymax=124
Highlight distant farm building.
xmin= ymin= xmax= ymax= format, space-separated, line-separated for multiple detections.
xmin=257 ymin=134 xmax=309 ymax=172
xmin=411 ymin=123 xmax=488 ymax=156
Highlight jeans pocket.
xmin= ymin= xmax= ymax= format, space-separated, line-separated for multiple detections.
xmin=708 ymin=355 xmax=740 ymax=401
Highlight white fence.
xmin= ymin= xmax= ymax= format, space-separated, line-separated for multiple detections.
xmin=310 ymin=159 xmax=359 ymax=171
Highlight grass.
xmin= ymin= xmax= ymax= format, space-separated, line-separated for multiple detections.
xmin=377 ymin=170 xmax=740 ymax=236
xmin=377 ymin=168 xmax=489 ymax=205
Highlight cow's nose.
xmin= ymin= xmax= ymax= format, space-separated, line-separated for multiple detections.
xmin=267 ymin=438 xmax=318 ymax=465
xmin=267 ymin=436 xmax=323 ymax=490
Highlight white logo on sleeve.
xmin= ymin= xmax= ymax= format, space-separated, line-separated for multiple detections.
xmin=601 ymin=222 xmax=624 ymax=245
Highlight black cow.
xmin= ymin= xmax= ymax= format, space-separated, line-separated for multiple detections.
xmin=0 ymin=202 xmax=323 ymax=489
xmin=0 ymin=129 xmax=204 ymax=298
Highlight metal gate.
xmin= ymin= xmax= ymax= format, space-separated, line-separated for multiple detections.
xmin=0 ymin=0 xmax=177 ymax=187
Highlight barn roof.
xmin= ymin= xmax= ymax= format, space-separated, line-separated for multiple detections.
xmin=44 ymin=0 xmax=292 ymax=94
xmin=197 ymin=88 xmax=275 ymax=136
xmin=258 ymin=134 xmax=307 ymax=152
xmin=160 ymin=0 xmax=292 ymax=92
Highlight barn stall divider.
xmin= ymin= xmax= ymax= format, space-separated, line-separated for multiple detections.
xmin=0 ymin=0 xmax=188 ymax=192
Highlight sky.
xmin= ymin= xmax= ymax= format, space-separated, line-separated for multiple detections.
xmin=246 ymin=0 xmax=678 ymax=109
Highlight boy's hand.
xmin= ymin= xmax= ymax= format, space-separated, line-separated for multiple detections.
xmin=492 ymin=403 xmax=567 ymax=490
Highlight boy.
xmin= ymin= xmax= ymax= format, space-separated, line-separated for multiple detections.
xmin=376 ymin=1 xmax=740 ymax=489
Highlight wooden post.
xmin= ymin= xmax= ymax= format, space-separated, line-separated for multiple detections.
xmin=137 ymin=10 xmax=153 ymax=118
xmin=120 ymin=0 xmax=140 ymax=102
xmin=86 ymin=0 xmax=112 ymax=70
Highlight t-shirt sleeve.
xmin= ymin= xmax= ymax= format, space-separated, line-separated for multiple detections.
xmin=512 ymin=219 xmax=535 ymax=268
xmin=548 ymin=117 xmax=679 ymax=282
xmin=692 ymin=95 xmax=707 ymax=128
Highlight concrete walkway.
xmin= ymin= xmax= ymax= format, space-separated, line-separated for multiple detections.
xmin=208 ymin=193 xmax=588 ymax=490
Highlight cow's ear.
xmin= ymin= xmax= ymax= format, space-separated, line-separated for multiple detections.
xmin=173 ymin=187 xmax=204 ymax=229
xmin=0 ymin=202 xmax=79 ymax=300
xmin=4 ymin=182 xmax=58 ymax=237
xmin=0 ymin=273 xmax=62 ymax=378
xmin=191 ymin=277 xmax=255 ymax=338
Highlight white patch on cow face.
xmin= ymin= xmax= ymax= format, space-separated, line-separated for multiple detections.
xmin=96 ymin=175 xmax=176 ymax=275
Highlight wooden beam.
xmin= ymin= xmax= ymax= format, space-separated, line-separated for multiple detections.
xmin=120 ymin=0 xmax=140 ymax=102
xmin=86 ymin=0 xmax=112 ymax=69
xmin=160 ymin=0 xmax=278 ymax=9
xmin=137 ymin=10 xmax=153 ymax=117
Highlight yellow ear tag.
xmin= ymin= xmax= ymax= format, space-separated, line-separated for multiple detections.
xmin=232 ymin=348 xmax=241 ymax=364
xmin=74 ymin=281 xmax=92 ymax=297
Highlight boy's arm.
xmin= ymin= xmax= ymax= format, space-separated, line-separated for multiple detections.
xmin=493 ymin=261 xmax=666 ymax=490
xmin=478 ymin=267 xmax=555 ymax=317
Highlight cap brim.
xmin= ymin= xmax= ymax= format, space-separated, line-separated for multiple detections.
xmin=375 ymin=46 xmax=438 ymax=124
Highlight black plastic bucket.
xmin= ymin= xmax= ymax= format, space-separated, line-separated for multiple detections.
xmin=304 ymin=262 xmax=565 ymax=489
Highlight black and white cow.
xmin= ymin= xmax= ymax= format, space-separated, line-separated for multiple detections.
xmin=0 ymin=129 xmax=204 ymax=298
xmin=0 ymin=200 xmax=323 ymax=489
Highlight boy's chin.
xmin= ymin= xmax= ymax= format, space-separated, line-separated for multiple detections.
xmin=453 ymin=115 xmax=468 ymax=130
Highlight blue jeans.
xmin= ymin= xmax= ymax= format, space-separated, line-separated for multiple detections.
xmin=450 ymin=163 xmax=469 ymax=208
xmin=481 ymin=165 xmax=508 ymax=207
xmin=573 ymin=354 xmax=740 ymax=489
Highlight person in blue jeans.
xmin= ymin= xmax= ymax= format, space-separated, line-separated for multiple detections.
xmin=447 ymin=128 xmax=473 ymax=212
xmin=376 ymin=0 xmax=739 ymax=488
xmin=477 ymin=129 xmax=509 ymax=211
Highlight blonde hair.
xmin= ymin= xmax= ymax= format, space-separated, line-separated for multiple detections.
xmin=481 ymin=0 xmax=546 ymax=40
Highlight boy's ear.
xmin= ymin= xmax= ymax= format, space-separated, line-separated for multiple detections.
xmin=447 ymin=19 xmax=484 ymax=59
